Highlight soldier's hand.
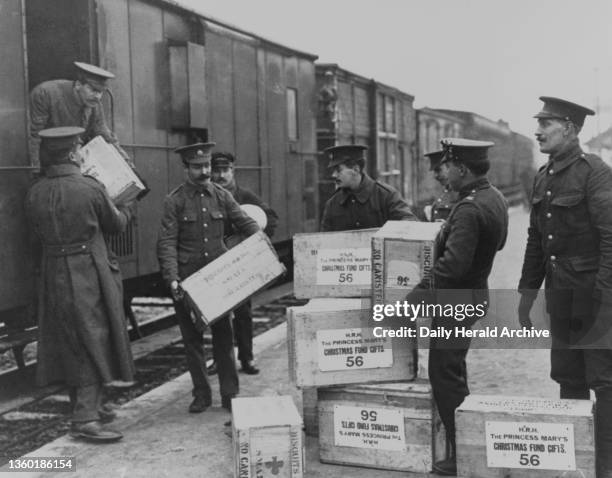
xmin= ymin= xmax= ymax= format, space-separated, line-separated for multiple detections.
xmin=170 ymin=280 xmax=185 ymax=301
xmin=518 ymin=294 xmax=533 ymax=329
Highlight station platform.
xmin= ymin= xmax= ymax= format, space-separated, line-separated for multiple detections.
xmin=0 ymin=320 xmax=411 ymax=478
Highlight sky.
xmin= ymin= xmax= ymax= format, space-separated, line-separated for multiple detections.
xmin=178 ymin=0 xmax=612 ymax=142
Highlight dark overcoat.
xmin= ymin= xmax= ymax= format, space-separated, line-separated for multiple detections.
xmin=25 ymin=164 xmax=135 ymax=387
xmin=519 ymin=141 xmax=612 ymax=343
xmin=320 ymin=173 xmax=416 ymax=231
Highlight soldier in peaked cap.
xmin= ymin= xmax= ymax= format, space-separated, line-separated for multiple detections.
xmin=29 ymin=61 xmax=131 ymax=169
xmin=157 ymin=142 xmax=260 ymax=414
xmin=210 ymin=151 xmax=279 ymax=376
xmin=518 ymin=97 xmax=612 ymax=477
xmin=25 ymin=127 xmax=135 ymax=443
xmin=407 ymin=138 xmax=508 ymax=476
xmin=425 ymin=149 xmax=458 ymax=222
xmin=320 ymin=144 xmax=416 ymax=231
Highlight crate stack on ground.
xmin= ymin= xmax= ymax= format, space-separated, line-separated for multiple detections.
xmin=289 ymin=221 xmax=445 ymax=473
xmin=456 ymin=395 xmax=595 ymax=478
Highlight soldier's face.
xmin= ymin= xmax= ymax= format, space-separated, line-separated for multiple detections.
xmin=535 ymin=118 xmax=569 ymax=155
xmin=446 ymin=161 xmax=464 ymax=192
xmin=211 ymin=165 xmax=234 ymax=187
xmin=186 ymin=160 xmax=211 ymax=185
xmin=433 ymin=163 xmax=449 ymax=186
xmin=331 ymin=163 xmax=361 ymax=190
xmin=75 ymin=81 xmax=104 ymax=107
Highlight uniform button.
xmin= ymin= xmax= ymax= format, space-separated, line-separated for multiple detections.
xmin=82 ymin=245 xmax=86 ymax=249
xmin=202 ymin=207 xmax=207 ymax=212
xmin=437 ymin=198 xmax=442 ymax=202
xmin=356 ymin=222 xmax=361 ymax=226
xmin=548 ymin=234 xmax=553 ymax=240
xmin=203 ymin=223 xmax=208 ymax=228
xmin=550 ymin=255 xmax=556 ymax=261
xmin=546 ymin=190 xmax=551 ymax=196
xmin=548 ymin=169 xmax=554 ymax=175
xmin=204 ymin=252 xmax=209 ymax=257
xmin=204 ymin=238 xmax=208 ymax=243
xmin=200 ymin=193 xmax=204 ymax=197
xmin=351 ymin=199 xmax=355 ymax=203
xmin=546 ymin=212 xmax=552 ymax=218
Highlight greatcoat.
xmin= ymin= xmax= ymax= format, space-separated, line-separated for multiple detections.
xmin=25 ymin=163 xmax=135 ymax=387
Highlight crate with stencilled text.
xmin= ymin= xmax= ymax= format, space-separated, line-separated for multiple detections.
xmin=456 ymin=395 xmax=595 ymax=478
xmin=287 ymin=298 xmax=416 ymax=388
xmin=232 ymin=395 xmax=305 ymax=478
xmin=318 ymin=380 xmax=446 ymax=473
xmin=293 ymin=228 xmax=378 ymax=299
xmin=371 ymin=221 xmax=441 ymax=306
xmin=181 ymin=231 xmax=285 ymax=325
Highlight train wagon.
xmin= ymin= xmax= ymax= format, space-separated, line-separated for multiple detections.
xmin=0 ymin=0 xmax=319 ymax=355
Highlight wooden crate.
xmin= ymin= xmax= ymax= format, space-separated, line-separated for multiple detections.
xmin=181 ymin=231 xmax=285 ymax=325
xmin=318 ymin=380 xmax=445 ymax=473
xmin=293 ymin=228 xmax=378 ymax=299
xmin=232 ymin=396 xmax=305 ymax=478
xmin=371 ymin=221 xmax=441 ymax=306
xmin=287 ymin=298 xmax=416 ymax=387
xmin=79 ymin=136 xmax=147 ymax=203
xmin=456 ymin=395 xmax=595 ymax=478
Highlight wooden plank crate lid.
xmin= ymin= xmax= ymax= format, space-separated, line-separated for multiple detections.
xmin=233 ymin=396 xmax=302 ymax=430
xmin=458 ymin=395 xmax=594 ymax=417
xmin=181 ymin=231 xmax=285 ymax=325
xmin=373 ymin=220 xmax=442 ymax=241
xmin=293 ymin=228 xmax=378 ymax=299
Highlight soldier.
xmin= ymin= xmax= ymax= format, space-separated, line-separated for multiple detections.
xmin=210 ymin=151 xmax=279 ymax=375
xmin=29 ymin=61 xmax=131 ymax=169
xmin=320 ymin=144 xmax=416 ymax=231
xmin=425 ymin=149 xmax=458 ymax=222
xmin=408 ymin=138 xmax=508 ymax=476
xmin=517 ymin=97 xmax=612 ymax=477
xmin=25 ymin=127 xmax=135 ymax=443
xmin=157 ymin=143 xmax=259 ymax=414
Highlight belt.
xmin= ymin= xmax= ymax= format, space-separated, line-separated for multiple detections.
xmin=44 ymin=241 xmax=92 ymax=257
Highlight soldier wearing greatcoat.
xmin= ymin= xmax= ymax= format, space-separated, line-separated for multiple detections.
xmin=408 ymin=138 xmax=508 ymax=476
xmin=518 ymin=97 xmax=612 ymax=477
xmin=26 ymin=126 xmax=134 ymax=443
xmin=320 ymin=144 xmax=416 ymax=231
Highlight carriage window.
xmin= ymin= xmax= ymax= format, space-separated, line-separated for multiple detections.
xmin=287 ymin=88 xmax=298 ymax=141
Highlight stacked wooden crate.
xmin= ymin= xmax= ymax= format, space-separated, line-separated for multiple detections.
xmin=232 ymin=396 xmax=305 ymax=478
xmin=456 ymin=395 xmax=595 ymax=478
xmin=290 ymin=221 xmax=445 ymax=473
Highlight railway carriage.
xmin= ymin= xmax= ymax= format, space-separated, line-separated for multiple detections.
xmin=0 ymin=0 xmax=319 ymax=338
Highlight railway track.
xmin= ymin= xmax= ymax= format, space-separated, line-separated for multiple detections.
xmin=0 ymin=283 xmax=305 ymax=464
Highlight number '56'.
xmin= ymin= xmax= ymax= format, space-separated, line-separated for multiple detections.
xmin=519 ymin=454 xmax=540 ymax=466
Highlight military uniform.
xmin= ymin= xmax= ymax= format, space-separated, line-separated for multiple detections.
xmin=25 ymin=128 xmax=134 ymax=439
xmin=518 ymin=97 xmax=612 ymax=476
xmin=29 ymin=62 xmax=129 ymax=168
xmin=321 ymin=173 xmax=416 ymax=231
xmin=157 ymin=155 xmax=259 ymax=406
xmin=409 ymin=139 xmax=508 ymax=474
xmin=519 ymin=141 xmax=612 ymax=387
xmin=431 ymin=187 xmax=459 ymax=222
